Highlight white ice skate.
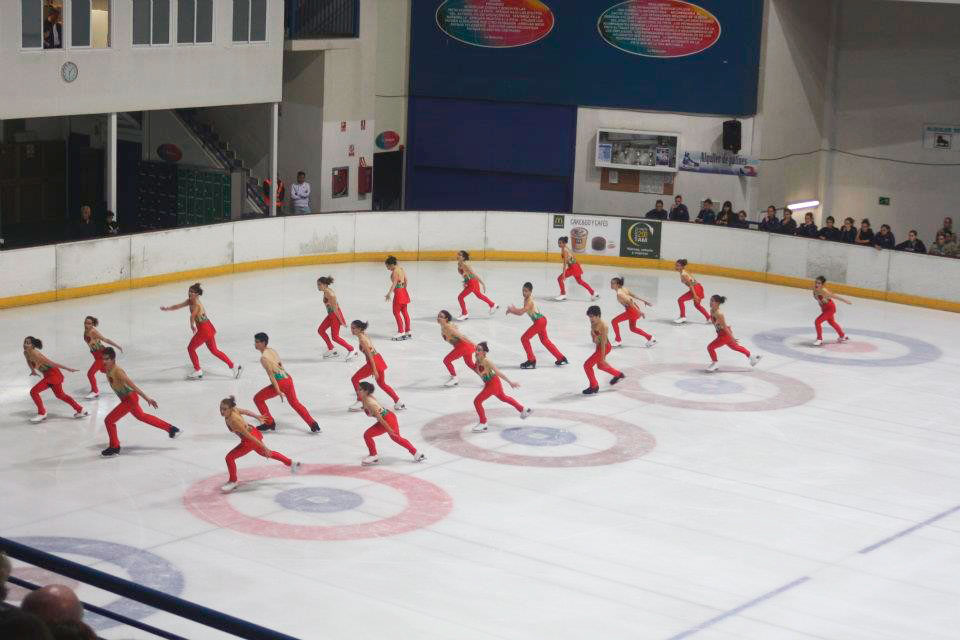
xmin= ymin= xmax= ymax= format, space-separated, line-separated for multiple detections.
xmin=291 ymin=461 xmax=301 ymax=475
xmin=412 ymin=452 xmax=426 ymax=463
xmin=403 ymin=332 xmax=412 ymax=340
xmin=444 ymin=376 xmax=460 ymax=387
xmin=85 ymin=391 xmax=99 ymax=399
xmin=73 ymin=410 xmax=89 ymax=419
xmin=705 ymin=361 xmax=719 ymax=372
xmin=590 ymin=293 xmax=601 ymax=301
xmin=348 ymin=401 xmax=363 ymax=412
xmin=362 ymin=455 xmax=380 ymax=466
xmin=345 ymin=349 xmax=359 ymax=361
xmin=521 ymin=407 xmax=533 ymax=419
xmin=749 ymin=354 xmax=762 ymax=367
xmin=471 ymin=423 xmax=488 ymax=433
xmin=554 ymin=294 xmax=567 ymax=301
xmin=232 ymin=364 xmax=243 ymax=379
xmin=391 ymin=332 xmax=406 ymax=341
xmin=674 ymin=317 xmax=687 ymax=325
xmin=322 ymin=349 xmax=339 ymax=359
xmin=220 ymin=482 xmax=238 ymax=493
xmin=456 ymin=313 xmax=469 ymax=321
xmin=393 ymin=401 xmax=406 ymax=411
xmin=186 ymin=369 xmax=204 ymax=380
xmin=645 ymin=338 xmax=657 ymax=348
xmin=813 ymin=339 xmax=823 ymax=346
xmin=29 ymin=414 xmax=47 ymax=424
xmin=838 ymin=335 xmax=849 ymax=343
xmin=612 ymin=340 xmax=622 ymax=348
xmin=489 ymin=304 xmax=499 ymax=316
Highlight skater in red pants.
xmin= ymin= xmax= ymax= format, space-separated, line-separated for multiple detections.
xmin=583 ymin=306 xmax=625 ymax=395
xmin=99 ymin=347 xmax=179 ymax=457
xmin=455 ymin=251 xmax=497 ymax=320
xmin=505 ymin=281 xmax=568 ymax=369
xmin=82 ymin=315 xmax=123 ymax=399
xmin=471 ymin=342 xmax=532 ymax=432
xmin=610 ymin=277 xmax=657 ymax=348
xmin=219 ymin=395 xmax=299 ymax=493
xmin=706 ymin=295 xmax=761 ymax=372
xmin=555 ymin=236 xmax=599 ymax=301
xmin=813 ymin=276 xmax=851 ymax=346
xmin=349 ymin=320 xmax=405 ymax=412
xmin=385 ymin=256 xmax=412 ymax=340
xmin=161 ymin=282 xmax=242 ymax=380
xmin=252 ymin=332 xmax=320 ymax=434
xmin=317 ymin=276 xmax=358 ymax=361
xmin=357 ymin=382 xmax=425 ymax=466
xmin=674 ymin=259 xmax=711 ymax=323
xmin=23 ymin=336 xmax=87 ymax=424
xmin=438 ymin=310 xmax=477 ymax=387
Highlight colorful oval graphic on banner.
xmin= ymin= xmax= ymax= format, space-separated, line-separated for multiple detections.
xmin=436 ymin=0 xmax=555 ymax=48
xmin=598 ymin=0 xmax=721 ymax=58
xmin=376 ymin=131 xmax=400 ymax=150
xmin=156 ymin=143 xmax=183 ymax=163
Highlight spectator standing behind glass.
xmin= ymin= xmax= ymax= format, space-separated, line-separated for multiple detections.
xmin=695 ymin=199 xmax=716 ymax=224
xmin=669 ymin=195 xmax=690 ymax=222
xmin=758 ymin=206 xmax=781 ymax=232
xmin=73 ymin=206 xmax=100 ymax=240
xmin=895 ymin=230 xmax=926 ymax=253
xmin=928 ymin=231 xmax=959 ymax=257
xmin=838 ymin=217 xmax=857 ymax=243
xmin=854 ymin=219 xmax=874 ymax=245
xmin=818 ymin=216 xmax=840 ymax=241
xmin=873 ymin=224 xmax=895 ymax=249
xmin=290 ymin=171 xmax=311 ymax=214
xmin=645 ymin=200 xmax=667 ymax=220
xmin=44 ymin=8 xmax=63 ymax=49
xmin=778 ymin=209 xmax=798 ymax=235
xmin=797 ymin=212 xmax=818 ymax=238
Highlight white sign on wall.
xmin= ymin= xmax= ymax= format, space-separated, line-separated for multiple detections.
xmin=923 ymin=124 xmax=960 ymax=151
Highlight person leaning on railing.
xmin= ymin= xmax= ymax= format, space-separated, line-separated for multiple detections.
xmin=854 ymin=219 xmax=875 ymax=245
xmin=818 ymin=216 xmax=841 ymax=241
xmin=873 ymin=224 xmax=895 ymax=249
xmin=777 ymin=209 xmax=798 ymax=235
xmin=928 ymin=231 xmax=959 ymax=258
xmin=797 ymin=212 xmax=819 ymax=238
xmin=758 ymin=206 xmax=781 ymax=232
xmin=838 ymin=217 xmax=857 ymax=243
xmin=895 ymin=230 xmax=926 ymax=253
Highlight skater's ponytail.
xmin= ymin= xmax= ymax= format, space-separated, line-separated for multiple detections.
xmin=85 ymin=315 xmax=99 ymax=326
xmin=710 ymin=295 xmax=726 ymax=305
xmin=25 ymin=336 xmax=42 ymax=349
xmin=254 ymin=332 xmax=269 ymax=344
xmin=477 ymin=341 xmax=489 ymax=353
xmin=676 ymin=259 xmax=688 ymax=268
xmin=523 ymin=282 xmax=533 ymax=291
xmin=318 ymin=276 xmax=334 ymax=286
xmin=558 ymin=236 xmax=569 ymax=244
xmin=101 ymin=347 xmax=116 ymax=360
xmin=438 ymin=310 xmax=452 ymax=321
xmin=611 ymin=276 xmax=624 ymax=286
xmin=351 ymin=320 xmax=369 ymax=331
xmin=815 ymin=276 xmax=827 ymax=285
xmin=385 ymin=256 xmax=398 ymax=266
xmin=458 ymin=250 xmax=470 ymax=260
xmin=586 ymin=305 xmax=601 ymax=317
xmin=189 ymin=282 xmax=203 ymax=296
xmin=221 ymin=395 xmax=236 ymax=408
xmin=358 ymin=381 xmax=375 ymax=394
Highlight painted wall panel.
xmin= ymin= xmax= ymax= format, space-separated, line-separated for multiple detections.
xmin=282 ymin=215 xmax=357 ymax=258
xmin=485 ymin=212 xmax=550 ymax=254
xmin=0 ymin=246 xmax=57 ymax=297
xmin=130 ymin=225 xmax=234 ymax=279
xmin=418 ymin=212 xmax=485 ymax=252
xmin=57 ymin=237 xmax=131 ymax=289
xmin=354 ymin=212 xmax=419 ymax=254
xmin=234 ymin=218 xmax=285 ymax=264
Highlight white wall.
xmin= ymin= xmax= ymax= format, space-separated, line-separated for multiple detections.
xmin=573 ymin=108 xmax=757 ymax=218
xmin=3 ymin=214 xmax=958 ymax=309
xmin=0 ymin=1 xmax=284 ymax=119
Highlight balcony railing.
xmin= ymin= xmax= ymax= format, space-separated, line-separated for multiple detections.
xmin=285 ymin=0 xmax=360 ymax=39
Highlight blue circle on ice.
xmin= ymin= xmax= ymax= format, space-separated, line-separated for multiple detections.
xmin=674 ymin=377 xmax=745 ymax=395
xmin=274 ymin=487 xmax=364 ymax=513
xmin=13 ymin=536 xmax=185 ymax=632
xmin=752 ymin=327 xmax=941 ymax=367
xmin=500 ymin=426 xmax=577 ymax=447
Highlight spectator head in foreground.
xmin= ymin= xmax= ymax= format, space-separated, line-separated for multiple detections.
xmin=21 ymin=584 xmax=83 ymax=626
xmin=0 ymin=551 xmax=10 ymax=601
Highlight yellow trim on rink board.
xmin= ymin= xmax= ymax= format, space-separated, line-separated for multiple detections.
xmin=1 ymin=249 xmax=958 ymax=314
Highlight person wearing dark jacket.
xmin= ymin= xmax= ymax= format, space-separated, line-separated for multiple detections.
xmin=797 ymin=212 xmax=819 ymax=238
xmin=895 ymin=230 xmax=926 ymax=253
xmin=854 ymin=219 xmax=874 ymax=246
xmin=818 ymin=216 xmax=840 ymax=241
xmin=669 ymin=195 xmax=690 ymax=222
xmin=73 ymin=206 xmax=100 ymax=240
xmin=758 ymin=206 xmax=781 ymax=233
xmin=729 ymin=210 xmax=750 ymax=229
xmin=838 ymin=217 xmax=857 ymax=243
xmin=695 ymin=199 xmax=717 ymax=225
xmin=778 ymin=210 xmax=798 ymax=235
xmin=645 ymin=200 xmax=668 ymax=220
xmin=873 ymin=224 xmax=895 ymax=249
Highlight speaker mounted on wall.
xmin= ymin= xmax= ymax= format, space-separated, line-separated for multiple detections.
xmin=723 ymin=120 xmax=742 ymax=154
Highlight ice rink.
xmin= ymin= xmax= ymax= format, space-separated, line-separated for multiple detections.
xmin=2 ymin=259 xmax=958 ymax=639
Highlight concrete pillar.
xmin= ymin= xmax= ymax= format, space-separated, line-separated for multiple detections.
xmin=270 ymin=102 xmax=279 ymax=217
xmin=107 ymin=112 xmax=117 ymax=216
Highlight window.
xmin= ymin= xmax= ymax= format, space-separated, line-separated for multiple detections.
xmin=233 ymin=0 xmax=267 ymax=43
xmin=22 ymin=0 xmax=63 ymax=49
xmin=132 ymin=0 xmax=170 ymax=45
xmin=177 ymin=0 xmax=213 ymax=44
xmin=72 ymin=0 xmax=111 ymax=48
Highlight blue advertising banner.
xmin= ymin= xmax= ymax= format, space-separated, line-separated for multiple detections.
xmin=679 ymin=151 xmax=759 ymax=177
xmin=410 ymin=0 xmax=764 ymax=116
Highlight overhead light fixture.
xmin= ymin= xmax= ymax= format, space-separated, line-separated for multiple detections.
xmin=787 ymin=200 xmax=821 ymax=210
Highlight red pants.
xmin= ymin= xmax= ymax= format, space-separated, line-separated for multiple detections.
xmin=458 ymin=279 xmax=495 ymax=314
xmin=612 ymin=307 xmax=652 ymax=341
xmin=254 ymin=377 xmax=316 ymax=427
xmin=584 ymin=343 xmax=622 ymax=388
xmin=104 ymin=394 xmax=172 ymax=448
xmin=87 ymin=351 xmax=106 ymax=393
xmin=678 ymin=283 xmax=710 ymax=320
xmin=443 ymin=340 xmax=477 ymax=376
xmin=392 ymin=288 xmax=411 ymax=333
xmin=521 ymin=316 xmax=565 ymax=362
xmin=226 ymin=428 xmax=292 ymax=482
xmin=707 ymin=333 xmax=751 ymax=362
xmin=815 ymin=301 xmax=844 ymax=340
xmin=318 ymin=311 xmax=353 ymax=352
xmin=30 ymin=368 xmax=83 ymax=415
xmin=352 ymin=353 xmax=399 ymax=403
xmin=188 ymin=322 xmax=234 ymax=371
xmin=364 ymin=412 xmax=416 ymax=456
xmin=557 ymin=263 xmax=594 ymax=296
xmin=474 ymin=377 xmax=524 ymax=424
